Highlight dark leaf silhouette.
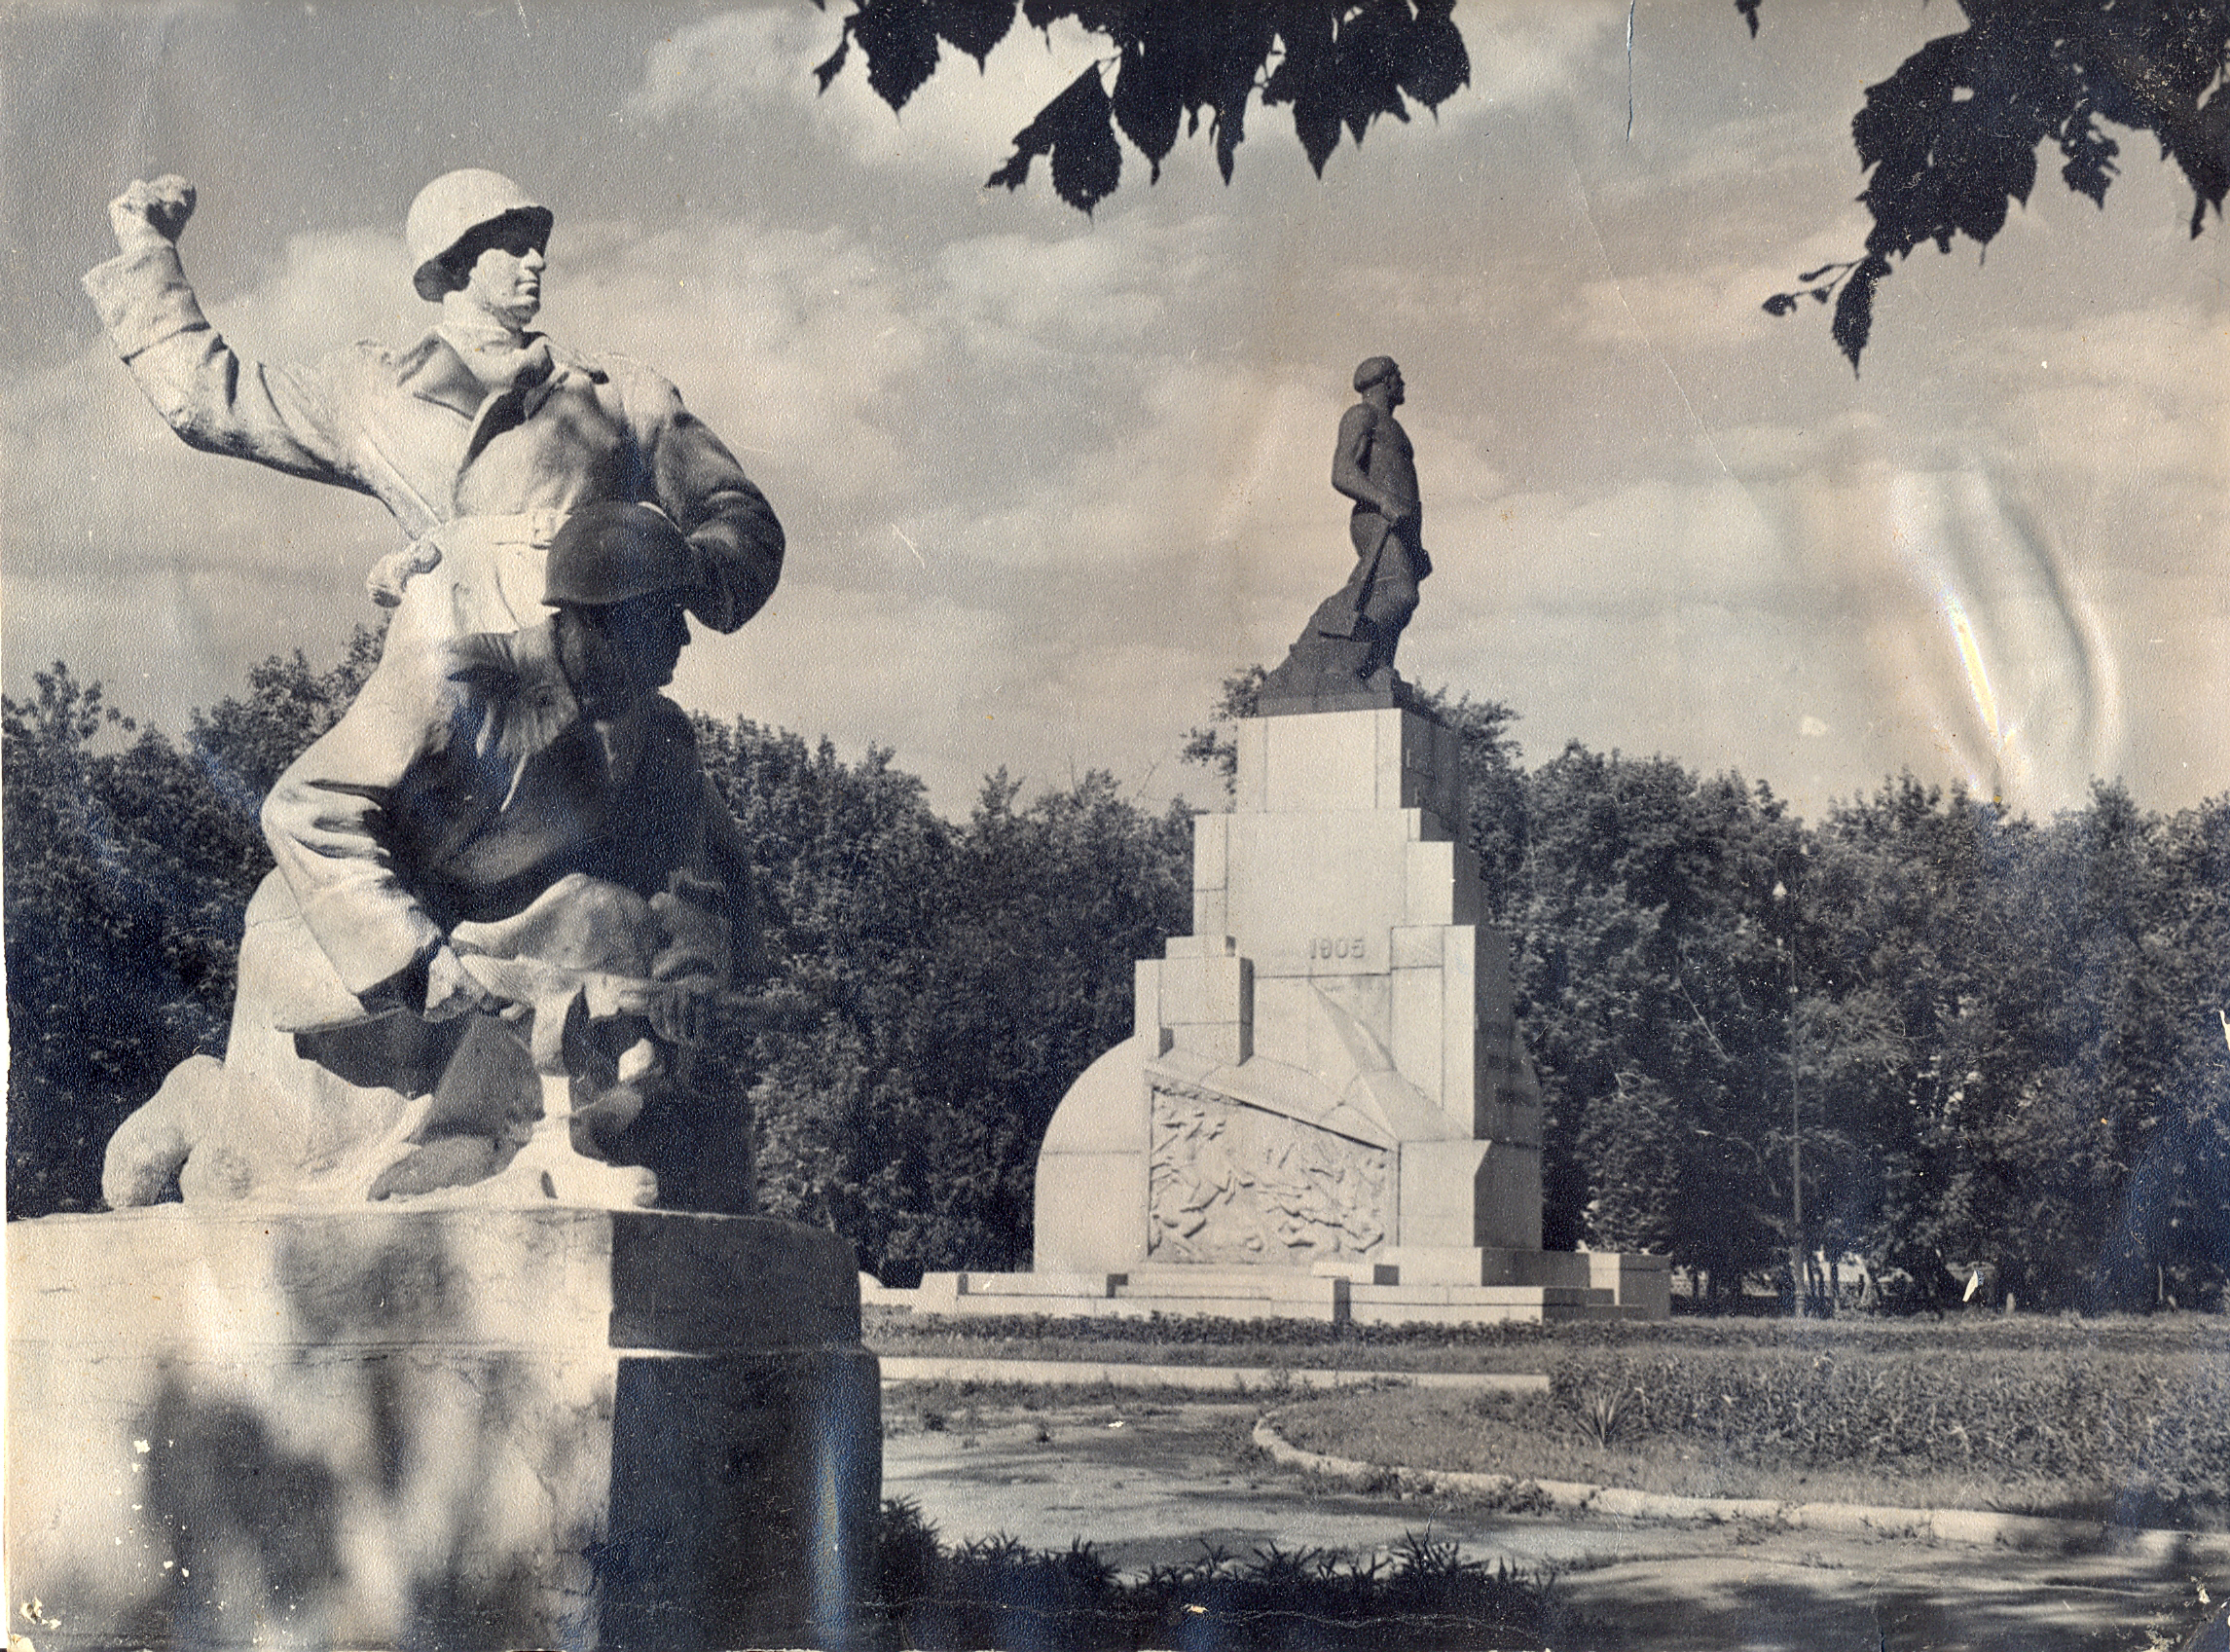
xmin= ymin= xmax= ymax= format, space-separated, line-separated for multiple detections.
xmin=1261 ymin=8 xmax=1347 ymax=174
xmin=931 ymin=0 xmax=1015 ymax=64
xmin=1761 ymin=291 xmax=1799 ymax=316
xmin=1736 ymin=0 xmax=1762 ymax=41
xmin=849 ymin=0 xmax=947 ymax=112
xmin=823 ymin=0 xmax=1468 ymax=208
xmin=1400 ymin=0 xmax=1471 ymax=111
xmin=1831 ymin=253 xmax=1891 ymax=372
xmin=1752 ymin=1 xmax=2230 ymax=369
xmin=1110 ymin=39 xmax=1182 ymax=178
xmin=988 ymin=64 xmax=1123 ymax=212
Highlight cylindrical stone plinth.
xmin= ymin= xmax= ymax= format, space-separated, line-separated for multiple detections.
xmin=7 ymin=1206 xmax=881 ymax=1650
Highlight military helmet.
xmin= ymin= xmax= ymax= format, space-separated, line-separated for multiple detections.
xmin=405 ymin=168 xmax=552 ymax=302
xmin=543 ymin=503 xmax=697 ymax=608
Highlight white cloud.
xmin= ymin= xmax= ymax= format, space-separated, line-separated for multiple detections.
xmin=626 ymin=7 xmax=1104 ymax=177
xmin=1563 ymin=211 xmax=1873 ymax=352
xmin=1444 ymin=1 xmax=1623 ymax=115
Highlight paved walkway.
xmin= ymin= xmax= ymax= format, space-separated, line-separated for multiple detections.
xmin=882 ymin=1384 xmax=2224 ymax=1650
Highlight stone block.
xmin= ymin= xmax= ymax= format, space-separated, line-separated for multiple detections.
xmin=1387 ymin=924 xmax=1444 ymax=971
xmin=1397 ymin=1139 xmax=1490 ymax=1250
xmin=1034 ymin=1039 xmax=1151 ymax=1271
xmin=1156 ymin=948 xmax=1251 ymax=1034
xmin=1133 ymin=960 xmax=1173 ymax=1052
xmin=1404 ymin=840 xmax=1483 ymax=927
xmin=1475 ymin=1141 xmax=1544 ymax=1250
xmin=1250 ymin=975 xmax=1313 ymax=1071
xmin=1191 ymin=813 xmax=1228 ymax=895
xmin=1223 ymin=813 xmax=1416 ymax=974
xmin=1388 ymin=959 xmax=1447 ymax=1108
xmin=7 ymin=1207 xmax=880 ymax=1652
xmin=956 ymin=1271 xmax=1119 ymax=1299
xmin=1232 ymin=718 xmax=1268 ymax=814
xmin=1379 ymin=1246 xmax=1523 ymax=1287
xmin=1592 ymin=1251 xmax=1673 ymax=1318
xmin=1311 ymin=1260 xmax=1400 ymax=1285
xmin=1476 ymin=1096 xmax=1545 ymax=1150
xmin=1251 ymin=710 xmax=1384 ymax=814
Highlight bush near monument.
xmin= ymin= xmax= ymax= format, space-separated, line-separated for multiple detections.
xmin=9 ymin=639 xmax=2230 ymax=1315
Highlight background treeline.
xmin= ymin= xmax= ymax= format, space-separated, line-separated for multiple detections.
xmin=8 ymin=646 xmax=2228 ymax=1311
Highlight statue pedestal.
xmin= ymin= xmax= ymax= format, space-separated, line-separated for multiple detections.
xmin=7 ymin=1207 xmax=880 ymax=1651
xmin=993 ymin=702 xmax=1666 ymax=1324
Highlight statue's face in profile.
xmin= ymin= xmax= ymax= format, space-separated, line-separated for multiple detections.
xmin=458 ymin=217 xmax=548 ymax=330
xmin=557 ymin=595 xmax=691 ymax=710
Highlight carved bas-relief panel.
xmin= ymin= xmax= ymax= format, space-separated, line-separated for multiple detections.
xmin=1147 ymin=1080 xmax=1390 ymax=1264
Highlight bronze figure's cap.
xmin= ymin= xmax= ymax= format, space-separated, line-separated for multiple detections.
xmin=406 ymin=168 xmax=552 ymax=301
xmin=1353 ymin=354 xmax=1399 ymax=392
xmin=543 ymin=503 xmax=696 ymax=608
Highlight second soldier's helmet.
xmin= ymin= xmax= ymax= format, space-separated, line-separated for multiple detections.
xmin=543 ymin=503 xmax=697 ymax=608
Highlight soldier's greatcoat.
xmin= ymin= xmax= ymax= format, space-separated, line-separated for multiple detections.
xmin=83 ymin=243 xmax=784 ymax=638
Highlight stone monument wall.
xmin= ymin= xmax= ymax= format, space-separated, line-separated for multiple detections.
xmin=1010 ymin=701 xmax=1666 ymax=1324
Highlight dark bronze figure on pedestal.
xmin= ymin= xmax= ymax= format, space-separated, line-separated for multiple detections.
xmin=1258 ymin=355 xmax=1433 ymax=711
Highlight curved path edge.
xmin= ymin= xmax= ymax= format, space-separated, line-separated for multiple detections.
xmin=1252 ymin=1413 xmax=2230 ymax=1565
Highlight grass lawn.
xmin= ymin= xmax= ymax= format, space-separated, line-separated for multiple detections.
xmin=872 ymin=1307 xmax=2230 ymax=1531
xmin=1270 ymin=1384 xmax=2179 ymax=1524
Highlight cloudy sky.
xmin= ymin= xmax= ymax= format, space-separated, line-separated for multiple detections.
xmin=6 ymin=1 xmax=2226 ymax=825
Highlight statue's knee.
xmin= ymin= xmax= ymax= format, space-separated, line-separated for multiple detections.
xmin=101 ymin=1054 xmax=222 ymax=1208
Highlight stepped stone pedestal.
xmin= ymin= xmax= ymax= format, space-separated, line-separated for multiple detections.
xmin=7 ymin=1207 xmax=881 ymax=1650
xmin=921 ymin=700 xmax=1665 ymax=1325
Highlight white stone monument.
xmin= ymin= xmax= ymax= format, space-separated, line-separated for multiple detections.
xmin=914 ymin=699 xmax=1666 ymax=1324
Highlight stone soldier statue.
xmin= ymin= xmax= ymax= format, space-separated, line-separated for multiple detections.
xmin=87 ymin=169 xmax=788 ymax=1211
xmin=104 ymin=504 xmax=758 ymax=1211
xmin=84 ymin=169 xmax=784 ymax=656
xmin=1259 ymin=355 xmax=1433 ymax=705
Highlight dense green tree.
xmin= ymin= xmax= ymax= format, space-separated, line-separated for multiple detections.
xmin=687 ymin=722 xmax=1189 ymax=1280
xmin=1511 ymin=746 xmax=1803 ymax=1288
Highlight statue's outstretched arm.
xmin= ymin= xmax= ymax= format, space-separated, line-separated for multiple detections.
xmin=84 ymin=176 xmax=371 ymax=497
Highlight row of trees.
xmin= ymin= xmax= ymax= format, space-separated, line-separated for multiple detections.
xmin=9 ymin=642 xmax=2228 ymax=1308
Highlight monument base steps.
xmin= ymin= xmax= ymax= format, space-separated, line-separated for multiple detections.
xmin=898 ymin=1256 xmax=1665 ymax=1326
xmin=7 ymin=1207 xmax=881 ymax=1652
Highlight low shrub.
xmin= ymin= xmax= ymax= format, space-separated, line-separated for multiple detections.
xmin=864 ymin=1497 xmax=1581 ymax=1649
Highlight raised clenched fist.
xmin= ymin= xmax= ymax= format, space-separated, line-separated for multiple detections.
xmin=107 ymin=174 xmax=197 ymax=253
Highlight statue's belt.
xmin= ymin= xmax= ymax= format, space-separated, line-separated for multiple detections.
xmin=367 ymin=509 xmax=569 ymax=607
